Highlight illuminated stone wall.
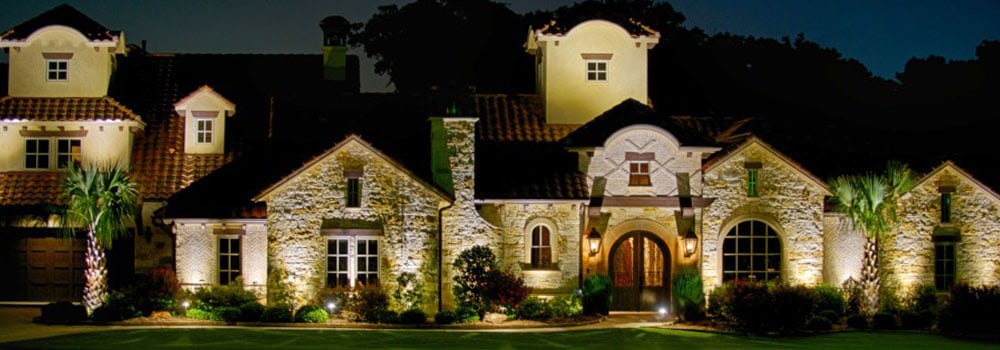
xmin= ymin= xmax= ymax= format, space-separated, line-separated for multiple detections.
xmin=702 ymin=141 xmax=827 ymax=291
xmin=262 ymin=139 xmax=445 ymax=310
xmin=822 ymin=213 xmax=865 ymax=286
xmin=174 ymin=221 xmax=267 ymax=297
xmin=888 ymin=164 xmax=1000 ymax=297
xmin=581 ymin=125 xmax=705 ymax=198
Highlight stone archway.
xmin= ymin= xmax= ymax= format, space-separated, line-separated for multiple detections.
xmin=609 ymin=231 xmax=670 ymax=311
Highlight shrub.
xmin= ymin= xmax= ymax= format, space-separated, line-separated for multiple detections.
xmin=842 ymin=278 xmax=863 ymax=316
xmin=672 ymin=271 xmax=705 ymax=321
xmin=720 ymin=282 xmax=772 ymax=333
xmin=908 ymin=284 xmax=939 ymax=312
xmin=878 ymin=288 xmax=902 ymax=314
xmin=313 ymin=287 xmax=351 ymax=319
xmin=294 ymin=305 xmax=329 ymax=323
xmin=583 ymin=274 xmax=613 ymax=316
xmin=517 ymin=297 xmax=551 ymax=321
xmin=399 ymin=309 xmax=428 ymax=324
xmin=93 ymin=289 xmax=142 ymax=322
xmin=216 ymin=306 xmax=242 ymax=323
xmin=814 ymin=284 xmax=846 ymax=317
xmin=261 ymin=304 xmax=293 ymax=323
xmin=434 ymin=310 xmax=457 ymax=324
xmin=455 ymin=306 xmax=479 ymax=323
xmin=141 ymin=267 xmax=181 ymax=312
xmin=769 ymin=284 xmax=819 ymax=333
xmin=707 ymin=283 xmax=730 ymax=316
xmin=350 ymin=286 xmax=391 ymax=323
xmin=846 ymin=314 xmax=868 ymax=329
xmin=899 ymin=310 xmax=934 ymax=330
xmin=817 ymin=309 xmax=840 ymax=324
xmin=372 ymin=309 xmax=399 ymax=324
xmin=547 ymin=294 xmax=582 ymax=319
xmin=192 ymin=279 xmax=259 ymax=313
xmin=393 ymin=272 xmax=425 ymax=310
xmin=486 ymin=270 xmax=531 ymax=312
xmin=186 ymin=307 xmax=219 ymax=321
xmin=872 ymin=312 xmax=899 ymax=330
xmin=806 ymin=316 xmax=832 ymax=332
xmin=38 ymin=301 xmax=87 ymax=324
xmin=239 ymin=301 xmax=264 ymax=322
xmin=452 ymin=245 xmax=497 ymax=317
xmin=713 ymin=281 xmax=820 ymax=334
xmin=939 ymin=284 xmax=1000 ymax=335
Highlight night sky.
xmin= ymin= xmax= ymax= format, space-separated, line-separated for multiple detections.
xmin=2 ymin=0 xmax=999 ymax=92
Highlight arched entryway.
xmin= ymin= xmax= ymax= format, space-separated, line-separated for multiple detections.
xmin=609 ymin=231 xmax=670 ymax=311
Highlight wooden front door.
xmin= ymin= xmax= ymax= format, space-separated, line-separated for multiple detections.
xmin=610 ymin=232 xmax=669 ymax=311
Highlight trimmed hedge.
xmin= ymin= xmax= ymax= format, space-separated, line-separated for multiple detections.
xmin=399 ymin=309 xmax=428 ymax=324
xmin=38 ymin=301 xmax=87 ymax=324
xmin=261 ymin=304 xmax=293 ymax=323
xmin=294 ymin=305 xmax=329 ymax=323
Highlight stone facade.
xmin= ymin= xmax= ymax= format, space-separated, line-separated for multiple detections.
xmin=259 ymin=138 xmax=448 ymax=310
xmin=888 ymin=163 xmax=1000 ymax=297
xmin=702 ymin=140 xmax=828 ymax=290
xmin=822 ymin=213 xmax=866 ymax=286
xmin=175 ymin=220 xmax=267 ymax=294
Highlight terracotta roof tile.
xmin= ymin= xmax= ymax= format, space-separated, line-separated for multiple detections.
xmin=472 ymin=94 xmax=577 ymax=143
xmin=0 ymin=172 xmax=64 ymax=206
xmin=0 ymin=96 xmax=141 ymax=122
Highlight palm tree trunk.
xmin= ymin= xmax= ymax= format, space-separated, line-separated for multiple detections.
xmin=82 ymin=230 xmax=108 ymax=316
xmin=859 ymin=236 xmax=880 ymax=316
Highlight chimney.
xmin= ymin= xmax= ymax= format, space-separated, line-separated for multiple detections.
xmin=319 ymin=16 xmax=350 ymax=81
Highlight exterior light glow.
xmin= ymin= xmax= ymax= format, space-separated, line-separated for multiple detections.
xmin=683 ymin=229 xmax=698 ymax=257
xmin=658 ymin=307 xmax=667 ymax=317
xmin=182 ymin=301 xmax=190 ymax=309
xmin=587 ymin=228 xmax=602 ymax=255
xmin=327 ymin=302 xmax=336 ymax=312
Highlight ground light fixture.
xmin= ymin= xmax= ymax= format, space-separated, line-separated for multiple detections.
xmin=327 ymin=302 xmax=336 ymax=313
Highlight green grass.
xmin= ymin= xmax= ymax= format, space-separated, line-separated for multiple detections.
xmin=1 ymin=328 xmax=997 ymax=350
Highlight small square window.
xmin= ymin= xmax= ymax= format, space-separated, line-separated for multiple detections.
xmin=57 ymin=139 xmax=82 ymax=169
xmin=197 ymin=119 xmax=214 ymax=144
xmin=629 ymin=162 xmax=651 ymax=186
xmin=586 ymin=60 xmax=607 ymax=81
xmin=24 ymin=139 xmax=50 ymax=169
xmin=47 ymin=60 xmax=68 ymax=81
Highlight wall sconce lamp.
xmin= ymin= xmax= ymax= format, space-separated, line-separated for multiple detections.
xmin=683 ymin=228 xmax=698 ymax=257
xmin=588 ymin=228 xmax=602 ymax=256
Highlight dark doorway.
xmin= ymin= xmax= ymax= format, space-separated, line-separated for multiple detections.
xmin=609 ymin=231 xmax=670 ymax=311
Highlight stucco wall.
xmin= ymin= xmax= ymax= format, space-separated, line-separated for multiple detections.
xmin=702 ymin=142 xmax=826 ymax=291
xmin=0 ymin=121 xmax=138 ymax=171
xmin=889 ymin=166 xmax=1000 ymax=297
xmin=263 ymin=139 xmax=444 ymax=310
xmin=6 ymin=26 xmax=117 ymax=98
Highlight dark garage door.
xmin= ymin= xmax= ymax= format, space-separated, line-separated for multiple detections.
xmin=0 ymin=235 xmax=84 ymax=301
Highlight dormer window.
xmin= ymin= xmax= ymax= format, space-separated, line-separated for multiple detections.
xmin=586 ymin=60 xmax=608 ymax=82
xmin=47 ymin=60 xmax=68 ymax=81
xmin=197 ymin=119 xmax=214 ymax=144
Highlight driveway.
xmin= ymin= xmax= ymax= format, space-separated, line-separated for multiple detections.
xmin=0 ymin=306 xmax=106 ymax=344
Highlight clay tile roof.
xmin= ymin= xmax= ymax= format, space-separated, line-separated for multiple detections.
xmin=1 ymin=4 xmax=117 ymax=42
xmin=472 ymin=94 xmax=577 ymax=143
xmin=561 ymin=99 xmax=718 ymax=148
xmin=0 ymin=172 xmax=64 ymax=206
xmin=0 ymin=96 xmax=142 ymax=122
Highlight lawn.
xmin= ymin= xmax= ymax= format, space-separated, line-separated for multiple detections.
xmin=1 ymin=328 xmax=997 ymax=350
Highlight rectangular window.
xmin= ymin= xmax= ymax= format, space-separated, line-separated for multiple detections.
xmin=747 ymin=168 xmax=759 ymax=197
xmin=326 ymin=238 xmax=350 ymax=288
xmin=586 ymin=60 xmax=608 ymax=81
xmin=346 ymin=178 xmax=361 ymax=208
xmin=356 ymin=238 xmax=379 ymax=287
xmin=57 ymin=139 xmax=82 ymax=169
xmin=47 ymin=60 xmax=68 ymax=81
xmin=935 ymin=241 xmax=956 ymax=291
xmin=629 ymin=162 xmax=651 ymax=186
xmin=219 ymin=237 xmax=240 ymax=285
xmin=941 ymin=192 xmax=952 ymax=223
xmin=197 ymin=119 xmax=214 ymax=144
xmin=24 ymin=139 xmax=50 ymax=169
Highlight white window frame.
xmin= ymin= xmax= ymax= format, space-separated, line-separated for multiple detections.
xmin=586 ymin=60 xmax=608 ymax=82
xmin=46 ymin=59 xmax=68 ymax=81
xmin=24 ymin=137 xmax=82 ymax=170
xmin=326 ymin=236 xmax=379 ymax=288
xmin=196 ymin=119 xmax=214 ymax=144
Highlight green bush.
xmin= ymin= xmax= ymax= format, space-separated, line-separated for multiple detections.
xmin=899 ymin=310 xmax=934 ymax=330
xmin=908 ymin=284 xmax=939 ymax=312
xmin=434 ymin=310 xmax=457 ymax=324
xmin=455 ymin=306 xmax=479 ymax=323
xmin=192 ymin=279 xmax=259 ymax=313
xmin=38 ymin=301 xmax=87 ymax=324
xmin=393 ymin=272 xmax=425 ymax=310
xmin=372 ymin=309 xmax=399 ymax=324
xmin=713 ymin=281 xmax=820 ymax=334
xmin=349 ymin=286 xmax=391 ymax=323
xmin=398 ymin=309 xmax=428 ymax=324
xmin=817 ymin=309 xmax=840 ymax=324
xmin=939 ymin=284 xmax=1000 ymax=336
xmin=452 ymin=245 xmax=497 ymax=317
xmin=261 ymin=304 xmax=293 ymax=323
xmin=769 ymin=284 xmax=819 ymax=333
xmin=294 ymin=305 xmax=329 ymax=323
xmin=516 ymin=297 xmax=551 ymax=321
xmin=582 ymin=274 xmax=612 ymax=316
xmin=814 ymin=284 xmax=846 ymax=316
xmin=672 ymin=272 xmax=705 ymax=321
xmin=239 ymin=301 xmax=264 ymax=322
xmin=846 ymin=314 xmax=868 ymax=329
xmin=94 ymin=288 xmax=143 ymax=322
xmin=872 ymin=312 xmax=899 ymax=330
xmin=806 ymin=316 xmax=832 ymax=332
xmin=547 ymin=295 xmax=583 ymax=319
xmin=215 ymin=306 xmax=242 ymax=323
xmin=186 ymin=307 xmax=219 ymax=321
xmin=707 ymin=283 xmax=730 ymax=316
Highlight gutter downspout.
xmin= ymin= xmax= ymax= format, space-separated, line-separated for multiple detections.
xmin=437 ymin=201 xmax=454 ymax=313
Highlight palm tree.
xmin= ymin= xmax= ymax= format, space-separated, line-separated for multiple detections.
xmin=61 ymin=163 xmax=139 ymax=315
xmin=829 ymin=161 xmax=914 ymax=316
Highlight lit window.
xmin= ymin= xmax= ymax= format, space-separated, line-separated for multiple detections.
xmin=326 ymin=238 xmax=350 ymax=288
xmin=197 ymin=119 xmax=214 ymax=144
xmin=530 ymin=225 xmax=552 ymax=268
xmin=722 ymin=220 xmax=781 ymax=282
xmin=57 ymin=139 xmax=82 ymax=168
xmin=941 ymin=192 xmax=952 ymax=223
xmin=935 ymin=241 xmax=956 ymax=291
xmin=326 ymin=237 xmax=379 ymax=288
xmin=219 ymin=237 xmax=241 ymax=285
xmin=346 ymin=178 xmax=361 ymax=208
xmin=629 ymin=162 xmax=651 ymax=186
xmin=356 ymin=238 xmax=379 ymax=287
xmin=47 ymin=60 xmax=68 ymax=81
xmin=586 ymin=60 xmax=607 ymax=81
xmin=24 ymin=139 xmax=50 ymax=169
xmin=747 ymin=168 xmax=759 ymax=197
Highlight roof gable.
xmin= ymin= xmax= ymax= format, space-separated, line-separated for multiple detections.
xmin=255 ymin=135 xmax=451 ymax=202
xmin=912 ymin=161 xmax=1000 ymax=204
xmin=704 ymin=136 xmax=832 ymax=196
xmin=0 ymin=4 xmax=119 ymax=44
xmin=561 ymin=98 xmax=719 ymax=148
xmin=173 ymin=85 xmax=236 ymax=117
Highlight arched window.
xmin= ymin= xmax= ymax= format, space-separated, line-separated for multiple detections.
xmin=722 ymin=220 xmax=781 ymax=282
xmin=530 ymin=225 xmax=552 ymax=268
